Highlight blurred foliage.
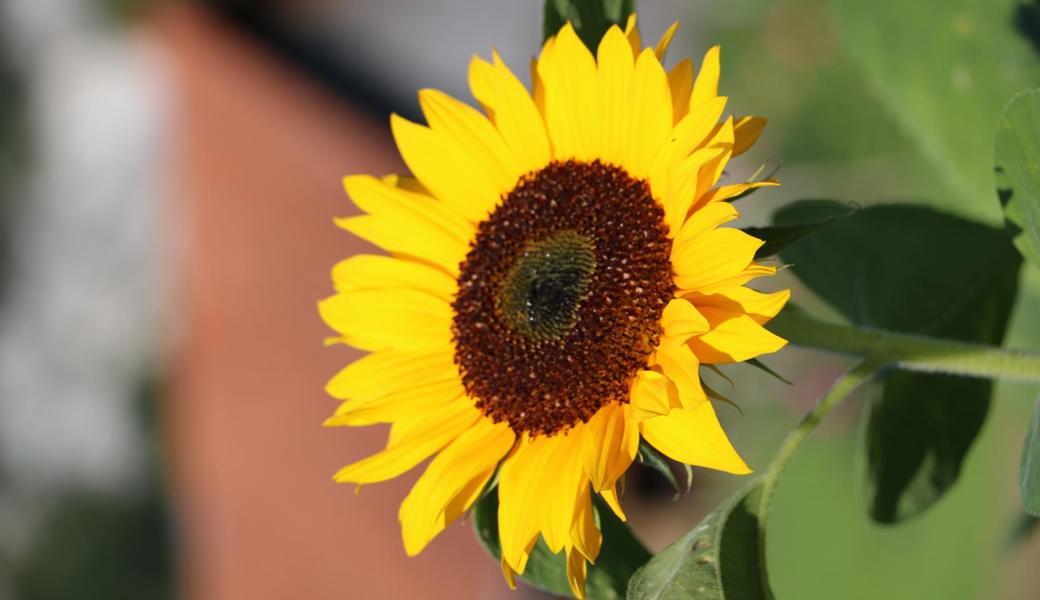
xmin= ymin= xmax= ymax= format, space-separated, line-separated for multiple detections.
xmin=1 ymin=376 xmax=173 ymax=600
xmin=11 ymin=491 xmax=172 ymax=600
xmin=833 ymin=0 xmax=1040 ymax=222
xmin=0 ymin=60 xmax=28 ymax=306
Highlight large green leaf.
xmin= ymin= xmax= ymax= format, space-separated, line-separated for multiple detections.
xmin=1022 ymin=395 xmax=1040 ymax=516
xmin=627 ymin=482 xmax=773 ymax=600
xmin=472 ymin=490 xmax=650 ymax=599
xmin=543 ymin=0 xmax=633 ymax=51
xmin=775 ymin=202 xmax=1022 ymax=522
xmin=996 ymin=88 xmax=1040 ymax=270
xmin=833 ymin=0 xmax=1040 ymax=221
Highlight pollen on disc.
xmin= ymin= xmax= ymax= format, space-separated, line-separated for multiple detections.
xmin=452 ymin=160 xmax=674 ymax=436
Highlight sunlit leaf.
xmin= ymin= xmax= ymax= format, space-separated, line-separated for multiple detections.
xmin=995 ymin=88 xmax=1040 ymax=270
xmin=627 ymin=482 xmax=773 ymax=600
xmin=774 ymin=202 xmax=1022 ymax=522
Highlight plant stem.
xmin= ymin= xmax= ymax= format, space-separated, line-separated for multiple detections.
xmin=742 ymin=360 xmax=883 ymax=598
xmin=769 ymin=306 xmax=1040 ymax=384
xmin=757 ymin=359 xmax=884 ymax=505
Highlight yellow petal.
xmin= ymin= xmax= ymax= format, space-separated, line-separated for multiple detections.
xmin=599 ymin=486 xmax=627 ymax=521
xmin=693 ymin=117 xmax=735 ymax=204
xmin=538 ymin=22 xmax=601 ymax=160
xmin=660 ymin=146 xmax=726 ymax=236
xmin=467 ymin=53 xmax=496 ymax=116
xmin=399 ymin=417 xmax=514 ymax=556
xmin=698 ymin=179 xmax=779 ymax=206
xmin=324 ymin=347 xmax=455 ymax=401
xmin=339 ymin=175 xmax=472 ymax=275
xmin=660 ymin=298 xmax=710 ymax=345
xmin=501 ymin=556 xmax=518 ymax=590
xmin=325 ymin=375 xmax=464 ymax=426
xmin=625 ymin=48 xmax=673 ymax=179
xmin=696 ymin=262 xmax=778 ymax=295
xmin=654 ymin=21 xmax=680 ymax=60
xmin=667 ymin=58 xmax=694 ymax=122
xmin=418 ymin=88 xmax=523 ymax=196
xmin=332 ymin=254 xmax=456 ymax=300
xmin=390 ymin=113 xmax=500 ymax=223
xmin=690 ymin=309 xmax=788 ymax=364
xmin=469 ymin=51 xmax=552 ymax=174
xmin=317 ymin=288 xmax=451 ymax=352
xmin=649 ymin=97 xmax=728 ymax=228
xmin=672 ymin=201 xmax=740 ymax=256
xmin=596 ymin=25 xmax=635 ymax=168
xmin=630 ymin=369 xmax=679 ymax=420
xmin=541 ymin=428 xmax=587 ymax=553
xmin=733 ymin=115 xmax=767 ymax=156
xmin=690 ymin=45 xmax=720 ymax=111
xmin=333 ymin=401 xmax=480 ymax=484
xmin=673 ymin=228 xmax=763 ymax=293
xmin=566 ymin=545 xmax=589 ymax=600
xmin=582 ymin=403 xmax=639 ymax=492
xmin=570 ymin=487 xmax=602 ymax=562
xmin=640 ymin=402 xmax=751 ymax=474
xmin=652 ymin=343 xmax=707 ymax=408
xmin=624 ymin=14 xmax=641 ymax=56
xmin=687 ymin=287 xmax=791 ymax=325
xmin=499 ymin=435 xmax=557 ymax=571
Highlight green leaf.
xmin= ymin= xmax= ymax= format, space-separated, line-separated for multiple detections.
xmin=996 ymin=88 xmax=1040 ymax=270
xmin=638 ymin=439 xmax=683 ymax=495
xmin=472 ymin=490 xmax=650 ymax=599
xmin=833 ymin=0 xmax=1040 ymax=222
xmin=742 ymin=200 xmax=856 ymax=259
xmin=775 ymin=202 xmax=1022 ymax=522
xmin=627 ymin=481 xmax=773 ymax=600
xmin=543 ymin=0 xmax=634 ymax=51
xmin=1021 ymin=395 xmax=1040 ymax=516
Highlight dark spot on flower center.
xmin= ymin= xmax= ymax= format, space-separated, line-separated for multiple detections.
xmin=497 ymin=231 xmax=596 ymax=341
xmin=452 ymin=160 xmax=674 ymax=436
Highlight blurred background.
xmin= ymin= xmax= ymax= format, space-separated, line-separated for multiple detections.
xmin=1 ymin=0 xmax=1039 ymax=598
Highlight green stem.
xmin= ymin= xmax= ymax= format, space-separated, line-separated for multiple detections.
xmin=741 ymin=360 xmax=884 ymax=599
xmin=769 ymin=306 xmax=1040 ymax=384
xmin=757 ymin=359 xmax=884 ymax=508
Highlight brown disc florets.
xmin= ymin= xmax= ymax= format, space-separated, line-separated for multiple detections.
xmin=452 ymin=160 xmax=674 ymax=436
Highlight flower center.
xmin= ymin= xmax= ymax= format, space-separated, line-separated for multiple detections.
xmin=496 ymin=230 xmax=596 ymax=342
xmin=452 ymin=160 xmax=674 ymax=436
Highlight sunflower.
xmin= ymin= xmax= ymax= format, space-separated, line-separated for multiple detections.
xmin=319 ymin=16 xmax=788 ymax=598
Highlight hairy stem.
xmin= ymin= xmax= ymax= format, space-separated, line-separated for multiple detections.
xmin=769 ymin=306 xmax=1040 ymax=384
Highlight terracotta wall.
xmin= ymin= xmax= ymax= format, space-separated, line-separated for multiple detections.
xmin=153 ymin=5 xmax=506 ymax=598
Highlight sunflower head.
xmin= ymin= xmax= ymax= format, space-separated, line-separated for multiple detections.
xmin=320 ymin=15 xmax=788 ymax=599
